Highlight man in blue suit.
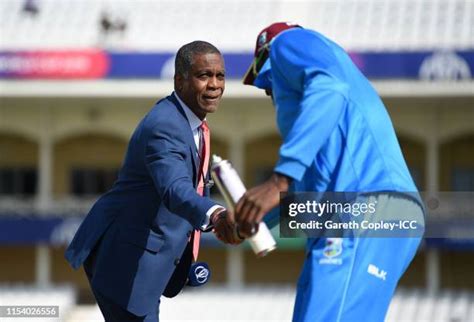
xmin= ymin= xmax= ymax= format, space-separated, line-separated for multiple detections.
xmin=65 ymin=41 xmax=241 ymax=322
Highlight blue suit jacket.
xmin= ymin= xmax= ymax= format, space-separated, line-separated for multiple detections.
xmin=65 ymin=93 xmax=216 ymax=316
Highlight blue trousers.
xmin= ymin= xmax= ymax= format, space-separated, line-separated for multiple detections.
xmin=84 ymin=240 xmax=159 ymax=322
xmin=292 ymin=194 xmax=424 ymax=322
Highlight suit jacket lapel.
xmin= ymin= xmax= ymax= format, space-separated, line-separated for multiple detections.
xmin=167 ymin=94 xmax=200 ymax=184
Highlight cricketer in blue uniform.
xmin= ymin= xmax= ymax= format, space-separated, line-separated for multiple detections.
xmin=236 ymin=22 xmax=425 ymax=322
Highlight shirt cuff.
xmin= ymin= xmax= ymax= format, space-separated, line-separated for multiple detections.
xmin=274 ymin=157 xmax=307 ymax=182
xmin=201 ymin=205 xmax=226 ymax=231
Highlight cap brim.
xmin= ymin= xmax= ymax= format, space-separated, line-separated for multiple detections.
xmin=242 ymin=57 xmax=257 ymax=85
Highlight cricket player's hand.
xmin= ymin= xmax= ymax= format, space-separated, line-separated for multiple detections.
xmin=212 ymin=209 xmax=244 ymax=245
xmin=235 ymin=172 xmax=291 ymax=238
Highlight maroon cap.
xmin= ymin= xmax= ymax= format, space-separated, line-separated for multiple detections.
xmin=243 ymin=22 xmax=301 ymax=86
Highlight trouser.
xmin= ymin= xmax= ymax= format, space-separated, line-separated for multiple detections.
xmin=83 ymin=239 xmax=159 ymax=322
xmin=292 ymin=194 xmax=424 ymax=322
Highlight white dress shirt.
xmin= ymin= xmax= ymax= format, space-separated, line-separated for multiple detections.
xmin=174 ymin=92 xmax=224 ymax=228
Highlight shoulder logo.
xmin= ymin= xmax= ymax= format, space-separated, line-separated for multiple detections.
xmin=319 ymin=238 xmax=343 ymax=265
xmin=323 ymin=238 xmax=343 ymax=258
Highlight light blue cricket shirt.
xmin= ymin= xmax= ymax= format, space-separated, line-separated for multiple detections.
xmin=255 ymin=28 xmax=418 ymax=196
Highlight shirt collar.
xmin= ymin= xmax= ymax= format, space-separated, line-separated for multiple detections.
xmin=174 ymin=92 xmax=204 ymax=132
xmin=253 ymin=59 xmax=272 ymax=89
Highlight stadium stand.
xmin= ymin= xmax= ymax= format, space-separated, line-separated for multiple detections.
xmin=0 ymin=285 xmax=472 ymax=321
xmin=63 ymin=287 xmax=474 ymax=322
xmin=0 ymin=0 xmax=472 ymax=51
xmin=0 ymin=285 xmax=76 ymax=322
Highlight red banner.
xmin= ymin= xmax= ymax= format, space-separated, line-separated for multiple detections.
xmin=0 ymin=50 xmax=109 ymax=79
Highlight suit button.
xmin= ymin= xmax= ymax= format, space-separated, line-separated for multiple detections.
xmin=187 ymin=230 xmax=192 ymax=237
xmin=174 ymin=258 xmax=180 ymax=266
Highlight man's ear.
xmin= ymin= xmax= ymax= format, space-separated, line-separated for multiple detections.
xmin=174 ymin=74 xmax=183 ymax=92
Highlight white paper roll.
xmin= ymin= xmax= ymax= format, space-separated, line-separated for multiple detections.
xmin=211 ymin=155 xmax=277 ymax=257
xmin=214 ymin=158 xmax=246 ymax=203
xmin=249 ymin=222 xmax=277 ymax=257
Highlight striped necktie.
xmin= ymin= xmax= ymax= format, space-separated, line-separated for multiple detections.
xmin=191 ymin=120 xmax=210 ymax=260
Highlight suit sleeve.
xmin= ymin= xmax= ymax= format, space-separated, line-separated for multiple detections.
xmin=271 ymin=30 xmax=349 ymax=182
xmin=145 ymin=120 xmax=216 ymax=229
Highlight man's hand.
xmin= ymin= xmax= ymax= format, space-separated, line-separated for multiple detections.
xmin=211 ymin=209 xmax=243 ymax=245
xmin=235 ymin=172 xmax=291 ymax=238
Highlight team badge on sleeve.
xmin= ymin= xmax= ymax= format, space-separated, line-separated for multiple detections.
xmin=319 ymin=238 xmax=343 ymax=265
